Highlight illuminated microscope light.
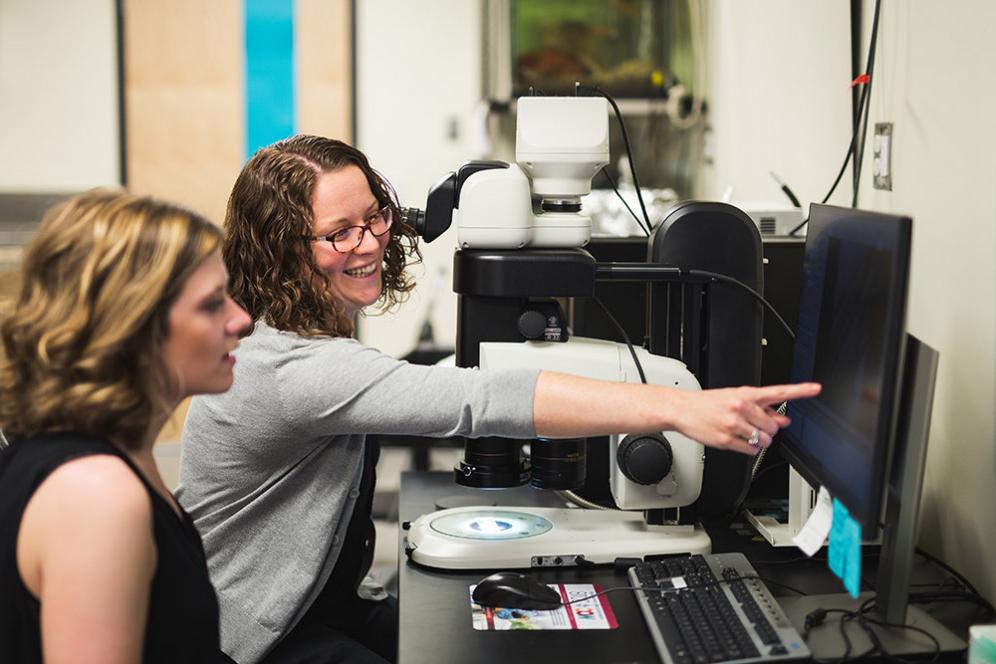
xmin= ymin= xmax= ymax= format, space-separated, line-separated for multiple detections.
xmin=428 ymin=510 xmax=553 ymax=541
xmin=471 ymin=517 xmax=511 ymax=534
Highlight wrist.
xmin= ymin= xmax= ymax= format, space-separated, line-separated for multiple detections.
xmin=648 ymin=384 xmax=682 ymax=432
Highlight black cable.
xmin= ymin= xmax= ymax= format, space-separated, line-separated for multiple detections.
xmin=909 ymin=577 xmax=964 ymax=591
xmin=753 ymin=547 xmax=884 ymax=568
xmin=748 ymin=458 xmax=788 ymax=483
xmin=556 ymin=573 xmax=807 ymax=608
xmin=862 ymin=616 xmax=942 ymax=664
xmin=915 ymin=546 xmax=982 ymax=598
xmin=789 ymin=0 xmax=883 ymax=237
xmin=595 ymin=267 xmax=797 ymax=390
xmin=592 ymin=296 xmax=647 ymax=384
xmin=909 ymin=590 xmax=995 ymax=618
xmin=851 ymin=0 xmax=883 ymax=207
xmin=576 ymin=84 xmax=653 ymax=233
xmin=572 ymin=82 xmax=798 ymax=342
xmin=752 ymin=554 xmax=828 ymax=567
xmin=822 ymin=122 xmax=864 ymax=204
xmin=805 ymin=607 xmax=858 ymax=658
xmin=755 ymin=576 xmax=810 ymax=597
xmin=787 ymin=87 xmax=867 ymax=237
xmin=805 ymin=594 xmax=945 ymax=664
xmin=597 ymin=166 xmax=650 ymax=236
xmin=686 ymin=269 xmax=795 ymax=341
xmin=769 ymin=171 xmax=802 ymax=208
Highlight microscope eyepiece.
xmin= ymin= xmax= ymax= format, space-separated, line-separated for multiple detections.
xmin=401 ymin=207 xmax=426 ymax=235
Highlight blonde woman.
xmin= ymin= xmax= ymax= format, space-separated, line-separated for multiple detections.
xmin=0 ymin=191 xmax=250 ymax=663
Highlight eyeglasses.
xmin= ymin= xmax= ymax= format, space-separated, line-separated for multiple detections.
xmin=311 ymin=206 xmax=393 ymax=253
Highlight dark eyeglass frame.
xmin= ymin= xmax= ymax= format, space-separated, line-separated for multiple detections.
xmin=310 ymin=206 xmax=393 ymax=253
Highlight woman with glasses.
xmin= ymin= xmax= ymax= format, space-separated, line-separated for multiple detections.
xmin=0 ymin=191 xmax=250 ymax=663
xmin=177 ymin=135 xmax=819 ymax=664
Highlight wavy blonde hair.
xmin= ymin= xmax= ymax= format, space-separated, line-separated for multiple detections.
xmin=0 ymin=190 xmax=222 ymax=450
xmin=224 ymin=135 xmax=421 ymax=337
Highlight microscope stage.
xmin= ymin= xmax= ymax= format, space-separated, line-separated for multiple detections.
xmin=405 ymin=505 xmax=710 ymax=570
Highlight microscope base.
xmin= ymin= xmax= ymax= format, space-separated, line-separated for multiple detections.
xmin=405 ymin=505 xmax=711 ymax=570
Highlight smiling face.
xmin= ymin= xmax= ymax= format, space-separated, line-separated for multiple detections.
xmin=310 ymin=166 xmax=390 ymax=316
xmin=161 ymin=251 xmax=251 ymax=397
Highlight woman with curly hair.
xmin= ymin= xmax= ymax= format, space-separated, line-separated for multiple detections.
xmin=177 ymin=135 xmax=819 ymax=664
xmin=0 ymin=190 xmax=250 ymax=663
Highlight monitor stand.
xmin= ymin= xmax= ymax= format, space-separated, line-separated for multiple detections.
xmin=779 ymin=593 xmax=966 ymax=659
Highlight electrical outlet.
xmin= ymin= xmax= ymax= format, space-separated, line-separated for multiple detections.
xmin=873 ymin=123 xmax=893 ymax=190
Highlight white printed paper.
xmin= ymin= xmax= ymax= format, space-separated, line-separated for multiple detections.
xmin=792 ymin=486 xmax=833 ymax=556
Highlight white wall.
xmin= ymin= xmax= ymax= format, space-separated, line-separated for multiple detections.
xmin=0 ymin=0 xmax=119 ymax=191
xmin=701 ymin=2 xmax=853 ymax=205
xmin=858 ymin=1 xmax=996 ymax=602
xmin=355 ymin=0 xmax=483 ymax=358
xmin=705 ymin=1 xmax=996 ymax=602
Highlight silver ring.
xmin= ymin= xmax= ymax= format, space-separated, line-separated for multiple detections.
xmin=747 ymin=428 xmax=760 ymax=447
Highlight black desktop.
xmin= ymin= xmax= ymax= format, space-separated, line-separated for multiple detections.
xmin=777 ymin=204 xmax=965 ymax=658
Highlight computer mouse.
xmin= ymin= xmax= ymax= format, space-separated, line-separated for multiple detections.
xmin=472 ymin=571 xmax=563 ymax=611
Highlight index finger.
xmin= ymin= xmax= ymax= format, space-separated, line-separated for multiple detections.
xmin=753 ymin=382 xmax=821 ymax=406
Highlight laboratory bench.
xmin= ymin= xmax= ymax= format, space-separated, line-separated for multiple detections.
xmin=396 ymin=471 xmax=979 ymax=664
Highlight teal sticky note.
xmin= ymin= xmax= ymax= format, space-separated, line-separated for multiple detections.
xmin=829 ymin=498 xmax=862 ymax=598
xmin=827 ymin=504 xmax=845 ymax=577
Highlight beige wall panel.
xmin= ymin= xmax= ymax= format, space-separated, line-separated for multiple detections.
xmin=124 ymin=0 xmax=244 ymax=225
xmin=124 ymin=0 xmax=243 ymax=451
xmin=296 ymin=0 xmax=353 ymax=142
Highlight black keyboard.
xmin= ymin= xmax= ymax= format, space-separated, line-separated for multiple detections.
xmin=629 ymin=553 xmax=810 ymax=664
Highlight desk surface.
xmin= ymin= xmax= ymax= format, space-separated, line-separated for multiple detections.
xmin=398 ymin=472 xmax=662 ymax=664
xmin=396 ymin=472 xmax=972 ymax=664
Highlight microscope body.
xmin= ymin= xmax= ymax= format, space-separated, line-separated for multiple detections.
xmin=411 ymin=95 xmax=764 ymax=523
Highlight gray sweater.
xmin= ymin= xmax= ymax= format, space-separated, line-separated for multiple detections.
xmin=176 ymin=321 xmax=538 ymax=663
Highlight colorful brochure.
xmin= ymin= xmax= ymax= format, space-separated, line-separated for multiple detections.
xmin=470 ymin=583 xmax=618 ymax=631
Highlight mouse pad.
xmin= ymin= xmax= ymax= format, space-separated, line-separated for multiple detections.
xmin=469 ymin=584 xmax=618 ymax=630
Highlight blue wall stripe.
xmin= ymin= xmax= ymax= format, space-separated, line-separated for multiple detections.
xmin=244 ymin=0 xmax=296 ymax=160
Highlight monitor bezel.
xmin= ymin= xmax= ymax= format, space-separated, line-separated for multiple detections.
xmin=779 ymin=204 xmax=912 ymax=529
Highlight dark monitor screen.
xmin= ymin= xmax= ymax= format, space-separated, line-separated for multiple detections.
xmin=781 ymin=204 xmax=912 ymax=528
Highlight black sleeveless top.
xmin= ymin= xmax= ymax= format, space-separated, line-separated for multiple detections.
xmin=0 ymin=433 xmax=230 ymax=663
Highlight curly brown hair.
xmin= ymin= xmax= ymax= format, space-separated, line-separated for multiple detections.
xmin=0 ymin=190 xmax=222 ymax=449
xmin=224 ymin=135 xmax=421 ymax=337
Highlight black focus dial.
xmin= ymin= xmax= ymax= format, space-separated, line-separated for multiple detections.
xmin=617 ymin=433 xmax=673 ymax=485
xmin=517 ymin=310 xmax=548 ymax=340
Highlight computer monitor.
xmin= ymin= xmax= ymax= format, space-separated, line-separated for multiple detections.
xmin=776 ymin=204 xmax=964 ymax=657
xmin=780 ymin=204 xmax=911 ymax=528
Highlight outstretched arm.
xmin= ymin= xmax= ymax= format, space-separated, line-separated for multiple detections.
xmin=533 ymin=371 xmax=821 ymax=456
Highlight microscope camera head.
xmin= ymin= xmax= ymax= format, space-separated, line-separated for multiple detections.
xmin=407 ymin=96 xmax=610 ymax=250
xmin=515 ymin=96 xmax=610 ymax=247
xmin=515 ymin=96 xmax=610 ymax=203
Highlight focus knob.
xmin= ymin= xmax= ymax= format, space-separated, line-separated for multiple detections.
xmin=617 ymin=433 xmax=673 ymax=485
xmin=518 ymin=310 xmax=547 ymax=340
